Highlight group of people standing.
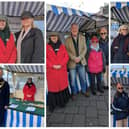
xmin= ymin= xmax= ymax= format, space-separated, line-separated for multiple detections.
xmin=0 ymin=11 xmax=44 ymax=63
xmin=47 ymin=23 xmax=109 ymax=112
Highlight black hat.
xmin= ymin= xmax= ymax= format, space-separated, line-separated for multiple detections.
xmin=21 ymin=11 xmax=34 ymax=19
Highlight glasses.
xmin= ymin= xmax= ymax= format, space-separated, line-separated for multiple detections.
xmin=118 ymin=87 xmax=123 ymax=90
xmin=100 ymin=32 xmax=107 ymax=35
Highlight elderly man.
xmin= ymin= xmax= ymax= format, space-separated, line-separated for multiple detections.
xmin=65 ymin=23 xmax=89 ymax=100
xmin=0 ymin=68 xmax=10 ymax=127
xmin=99 ymin=27 xmax=109 ymax=89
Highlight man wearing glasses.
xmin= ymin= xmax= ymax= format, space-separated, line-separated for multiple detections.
xmin=99 ymin=27 xmax=109 ymax=90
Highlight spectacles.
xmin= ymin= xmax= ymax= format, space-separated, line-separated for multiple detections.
xmin=100 ymin=32 xmax=107 ymax=35
xmin=118 ymin=87 xmax=123 ymax=90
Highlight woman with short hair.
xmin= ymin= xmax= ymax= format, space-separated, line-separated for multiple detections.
xmin=111 ymin=24 xmax=129 ymax=63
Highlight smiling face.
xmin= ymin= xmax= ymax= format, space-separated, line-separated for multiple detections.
xmin=0 ymin=20 xmax=6 ymax=30
xmin=71 ymin=24 xmax=79 ymax=37
xmin=21 ymin=17 xmax=33 ymax=28
xmin=50 ymin=35 xmax=58 ymax=43
xmin=100 ymin=28 xmax=108 ymax=40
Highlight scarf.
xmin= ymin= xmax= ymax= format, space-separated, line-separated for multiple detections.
xmin=91 ymin=43 xmax=100 ymax=52
xmin=17 ymin=27 xmax=31 ymax=63
xmin=0 ymin=22 xmax=10 ymax=45
xmin=48 ymin=39 xmax=61 ymax=54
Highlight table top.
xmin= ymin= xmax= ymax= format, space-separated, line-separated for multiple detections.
xmin=8 ymin=98 xmax=44 ymax=116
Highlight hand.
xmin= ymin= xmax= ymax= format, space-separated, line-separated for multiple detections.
xmin=53 ymin=65 xmax=61 ymax=69
xmin=4 ymin=106 xmax=8 ymax=109
xmin=75 ymin=57 xmax=81 ymax=63
xmin=27 ymin=94 xmax=32 ymax=97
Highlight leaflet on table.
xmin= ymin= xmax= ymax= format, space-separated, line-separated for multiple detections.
xmin=9 ymin=104 xmax=18 ymax=108
xmin=26 ymin=107 xmax=36 ymax=112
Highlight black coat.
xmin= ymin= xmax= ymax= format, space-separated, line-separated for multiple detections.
xmin=0 ymin=80 xmax=10 ymax=107
xmin=15 ymin=28 xmax=44 ymax=63
xmin=112 ymin=91 xmax=129 ymax=120
xmin=111 ymin=34 xmax=129 ymax=63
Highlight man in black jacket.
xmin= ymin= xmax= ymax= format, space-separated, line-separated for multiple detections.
xmin=0 ymin=68 xmax=10 ymax=127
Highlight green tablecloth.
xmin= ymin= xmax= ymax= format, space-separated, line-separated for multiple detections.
xmin=8 ymin=98 xmax=44 ymax=116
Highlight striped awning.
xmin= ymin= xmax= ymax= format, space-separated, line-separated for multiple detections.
xmin=111 ymin=2 xmax=129 ymax=23
xmin=111 ymin=69 xmax=129 ymax=86
xmin=4 ymin=65 xmax=44 ymax=74
xmin=47 ymin=4 xmax=91 ymax=32
xmin=80 ymin=15 xmax=108 ymax=32
xmin=0 ymin=2 xmax=44 ymax=17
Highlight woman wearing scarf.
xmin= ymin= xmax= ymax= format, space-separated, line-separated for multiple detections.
xmin=15 ymin=11 xmax=44 ymax=63
xmin=47 ymin=32 xmax=70 ymax=112
xmin=0 ymin=15 xmax=16 ymax=63
xmin=23 ymin=78 xmax=36 ymax=101
xmin=111 ymin=25 xmax=129 ymax=63
xmin=87 ymin=36 xmax=106 ymax=95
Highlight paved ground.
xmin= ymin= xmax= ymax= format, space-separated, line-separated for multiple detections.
xmin=47 ymin=89 xmax=109 ymax=127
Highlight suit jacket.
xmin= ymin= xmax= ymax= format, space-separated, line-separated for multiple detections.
xmin=15 ymin=28 xmax=44 ymax=63
xmin=65 ymin=33 xmax=87 ymax=69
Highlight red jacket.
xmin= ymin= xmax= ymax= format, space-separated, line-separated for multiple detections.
xmin=47 ymin=44 xmax=69 ymax=92
xmin=88 ymin=49 xmax=103 ymax=74
xmin=23 ymin=84 xmax=36 ymax=101
xmin=0 ymin=33 xmax=17 ymax=63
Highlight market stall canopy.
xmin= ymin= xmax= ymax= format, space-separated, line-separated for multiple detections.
xmin=47 ymin=4 xmax=92 ymax=33
xmin=0 ymin=2 xmax=44 ymax=32
xmin=111 ymin=69 xmax=129 ymax=86
xmin=80 ymin=14 xmax=108 ymax=32
xmin=0 ymin=2 xmax=44 ymax=17
xmin=4 ymin=65 xmax=44 ymax=74
xmin=111 ymin=2 xmax=129 ymax=23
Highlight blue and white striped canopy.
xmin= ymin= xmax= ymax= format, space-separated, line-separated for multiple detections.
xmin=4 ymin=65 xmax=44 ymax=74
xmin=47 ymin=4 xmax=91 ymax=32
xmin=111 ymin=2 xmax=129 ymax=23
xmin=0 ymin=2 xmax=44 ymax=17
xmin=111 ymin=69 xmax=129 ymax=86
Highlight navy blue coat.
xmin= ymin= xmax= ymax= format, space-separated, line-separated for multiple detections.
xmin=99 ymin=38 xmax=109 ymax=65
xmin=112 ymin=91 xmax=129 ymax=120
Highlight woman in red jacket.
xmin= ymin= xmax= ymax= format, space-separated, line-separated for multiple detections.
xmin=0 ymin=15 xmax=17 ymax=63
xmin=87 ymin=36 xmax=106 ymax=95
xmin=47 ymin=32 xmax=70 ymax=112
xmin=23 ymin=78 xmax=36 ymax=101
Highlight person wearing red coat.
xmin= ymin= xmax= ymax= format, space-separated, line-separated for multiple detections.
xmin=47 ymin=32 xmax=70 ymax=112
xmin=0 ymin=15 xmax=17 ymax=63
xmin=23 ymin=78 xmax=36 ymax=101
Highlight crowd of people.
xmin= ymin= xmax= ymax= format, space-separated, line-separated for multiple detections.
xmin=0 ymin=11 xmax=44 ymax=63
xmin=46 ymin=23 xmax=109 ymax=112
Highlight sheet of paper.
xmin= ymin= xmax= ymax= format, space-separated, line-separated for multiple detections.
xmin=26 ymin=107 xmax=36 ymax=112
xmin=9 ymin=104 xmax=18 ymax=108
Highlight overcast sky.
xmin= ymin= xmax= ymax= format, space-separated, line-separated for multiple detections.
xmin=46 ymin=0 xmax=109 ymax=13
